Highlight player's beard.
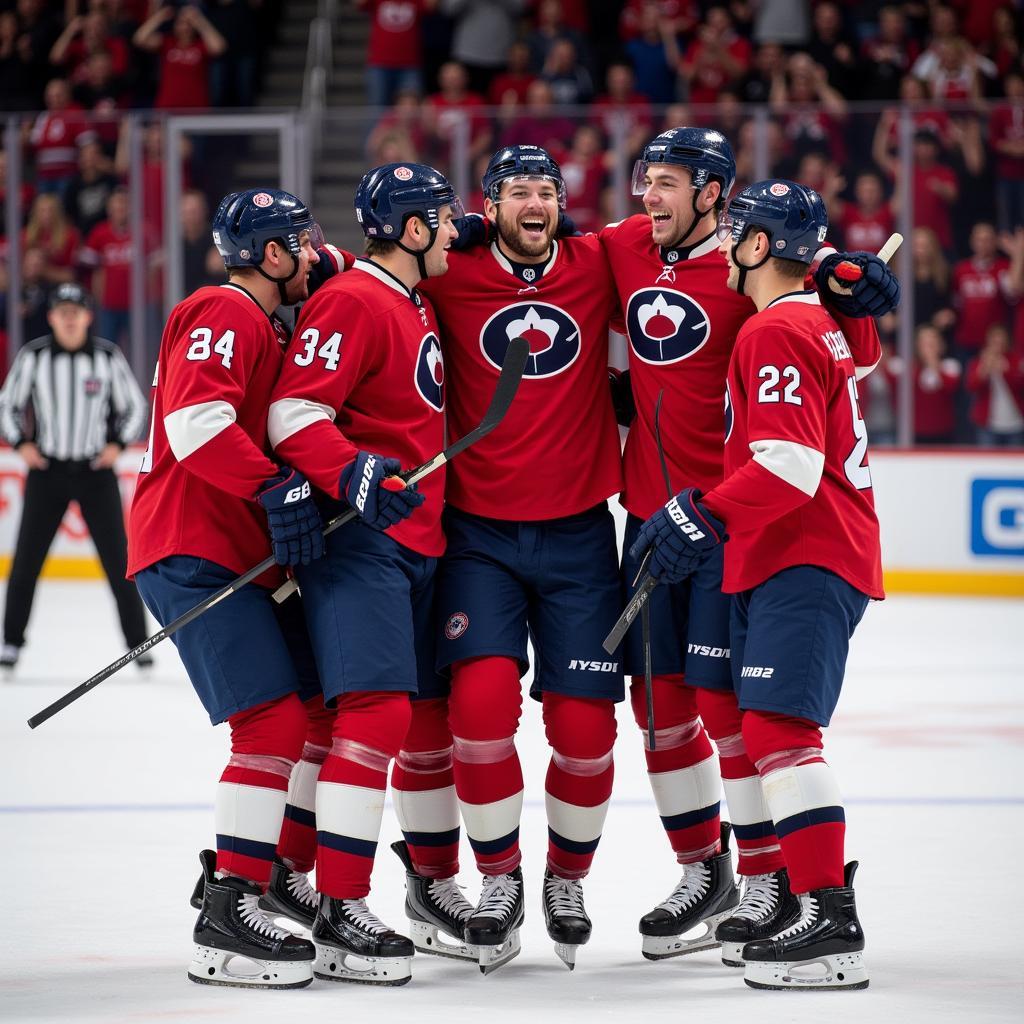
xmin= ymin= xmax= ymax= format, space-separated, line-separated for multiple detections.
xmin=495 ymin=206 xmax=556 ymax=261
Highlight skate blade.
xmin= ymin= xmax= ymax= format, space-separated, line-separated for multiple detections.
xmin=474 ymin=931 xmax=522 ymax=975
xmin=641 ymin=908 xmax=735 ymax=961
xmin=188 ymin=944 xmax=313 ymax=989
xmin=720 ymin=941 xmax=745 ymax=968
xmin=743 ymin=951 xmax=869 ymax=991
xmin=409 ymin=919 xmax=477 ymax=962
xmin=314 ymin=945 xmax=413 ymax=986
xmin=554 ymin=942 xmax=578 ymax=971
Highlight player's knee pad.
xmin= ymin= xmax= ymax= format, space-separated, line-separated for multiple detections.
xmin=541 ymin=692 xmax=616 ymax=769
xmin=402 ymin=697 xmax=453 ymax=757
xmin=331 ymin=691 xmax=413 ymax=765
xmin=741 ymin=709 xmax=824 ymax=773
xmin=695 ymin=687 xmax=743 ymax=743
xmin=227 ymin=692 xmax=308 ymax=766
xmin=449 ymin=656 xmax=523 ymax=740
xmin=629 ymin=674 xmax=702 ymax=749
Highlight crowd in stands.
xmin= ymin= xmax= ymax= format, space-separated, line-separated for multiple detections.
xmin=1 ymin=0 xmax=1023 ymax=446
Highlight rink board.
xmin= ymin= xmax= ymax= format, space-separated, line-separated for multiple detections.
xmin=0 ymin=447 xmax=1021 ymax=596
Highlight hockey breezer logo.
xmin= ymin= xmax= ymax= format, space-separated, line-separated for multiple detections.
xmin=356 ymin=455 xmax=377 ymax=513
xmin=414 ymin=332 xmax=445 ymax=412
xmin=480 ymin=301 xmax=581 ymax=378
xmin=568 ymin=660 xmax=619 ymax=672
xmin=445 ymin=612 xmax=469 ymax=640
xmin=625 ymin=287 xmax=711 ymax=364
xmin=688 ymin=644 xmax=730 ymax=658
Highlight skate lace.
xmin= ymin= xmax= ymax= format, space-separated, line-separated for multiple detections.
xmin=476 ymin=873 xmax=521 ymax=922
xmin=544 ymin=875 xmax=585 ymax=919
xmin=342 ymin=898 xmax=390 ymax=935
xmin=732 ymin=873 xmax=778 ymax=921
xmin=238 ymin=893 xmax=291 ymax=940
xmin=656 ymin=862 xmax=711 ymax=915
xmin=774 ymin=894 xmax=818 ymax=939
xmin=285 ymin=871 xmax=318 ymax=910
xmin=427 ymin=878 xmax=474 ymax=922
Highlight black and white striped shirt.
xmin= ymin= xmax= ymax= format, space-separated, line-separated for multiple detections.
xmin=0 ymin=335 xmax=149 ymax=462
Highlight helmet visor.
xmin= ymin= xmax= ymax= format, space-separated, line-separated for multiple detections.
xmin=299 ymin=221 xmax=326 ymax=251
xmin=715 ymin=207 xmax=753 ymax=244
xmin=490 ymin=175 xmax=566 ymax=209
xmin=631 ymin=160 xmax=701 ymax=197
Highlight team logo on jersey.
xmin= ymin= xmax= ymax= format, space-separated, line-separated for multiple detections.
xmin=625 ymin=288 xmax=711 ymax=364
xmin=723 ymin=382 xmax=734 ymax=443
xmin=480 ymin=302 xmax=580 ymax=378
xmin=252 ymin=192 xmax=273 ymax=207
xmin=445 ymin=612 xmax=469 ymax=640
xmin=415 ymin=332 xmax=445 ymax=411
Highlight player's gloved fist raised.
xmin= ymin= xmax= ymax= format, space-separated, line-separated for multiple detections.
xmin=816 ymin=251 xmax=901 ymax=318
xmin=307 ymin=243 xmax=356 ymax=296
xmin=340 ymin=451 xmax=424 ymax=532
xmin=449 ymin=213 xmax=493 ymax=251
xmin=629 ymin=487 xmax=725 ymax=584
xmin=257 ymin=466 xmax=326 ymax=567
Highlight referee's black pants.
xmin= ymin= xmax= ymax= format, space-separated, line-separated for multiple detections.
xmin=3 ymin=462 xmax=147 ymax=650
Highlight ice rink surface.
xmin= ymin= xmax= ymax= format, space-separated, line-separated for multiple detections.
xmin=2 ymin=579 xmax=1021 ymax=1023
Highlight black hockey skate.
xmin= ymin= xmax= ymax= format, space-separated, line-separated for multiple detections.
xmin=391 ymin=840 xmax=475 ymax=961
xmin=187 ymin=849 xmax=314 ymax=989
xmin=542 ymin=870 xmax=591 ymax=971
xmin=258 ymin=859 xmax=318 ymax=931
xmin=639 ymin=821 xmax=740 ymax=960
xmin=464 ymin=867 xmax=524 ymax=974
xmin=312 ymin=895 xmax=414 ymax=986
xmin=742 ymin=861 xmax=869 ymax=991
xmin=716 ymin=867 xmax=802 ymax=967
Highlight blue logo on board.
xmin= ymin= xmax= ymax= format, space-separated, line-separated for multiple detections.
xmin=970 ymin=478 xmax=1024 ymax=556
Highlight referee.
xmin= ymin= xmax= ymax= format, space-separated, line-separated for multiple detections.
xmin=0 ymin=282 xmax=150 ymax=672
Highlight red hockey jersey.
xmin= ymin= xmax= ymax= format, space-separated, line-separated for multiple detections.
xmin=268 ymin=260 xmax=446 ymax=557
xmin=702 ymin=291 xmax=884 ymax=599
xmin=419 ymin=238 xmax=623 ymax=521
xmin=128 ymin=283 xmax=286 ymax=587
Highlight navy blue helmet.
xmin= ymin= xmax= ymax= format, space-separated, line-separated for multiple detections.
xmin=211 ymin=188 xmax=321 ymax=269
xmin=632 ymin=127 xmax=736 ymax=200
xmin=482 ymin=144 xmax=567 ymax=208
xmin=718 ymin=179 xmax=828 ymax=264
xmin=354 ymin=162 xmax=463 ymax=239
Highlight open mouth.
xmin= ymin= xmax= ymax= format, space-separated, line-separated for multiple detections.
xmin=520 ymin=218 xmax=547 ymax=237
xmin=649 ymin=211 xmax=672 ymax=227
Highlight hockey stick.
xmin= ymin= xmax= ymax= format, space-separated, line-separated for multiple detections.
xmin=825 ymin=232 xmax=903 ymax=296
xmin=27 ymin=337 xmax=531 ymax=730
xmin=606 ymin=234 xmax=904 ymax=657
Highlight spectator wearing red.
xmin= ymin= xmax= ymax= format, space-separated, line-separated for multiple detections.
xmin=861 ymin=5 xmax=921 ymax=100
xmin=982 ymin=5 xmax=1020 ymax=77
xmin=951 ymin=222 xmax=1016 ymax=356
xmin=48 ymin=11 xmax=130 ymax=83
xmin=133 ymin=5 xmax=226 ymax=110
xmin=590 ymin=62 xmax=653 ymax=156
xmin=618 ymin=0 xmax=698 ymax=42
xmin=552 ymin=123 xmax=607 ymax=233
xmin=887 ymin=325 xmax=962 ymax=444
xmin=623 ymin=2 xmax=680 ymax=104
xmin=26 ymin=77 xmax=91 ymax=196
xmin=992 ymin=69 xmax=1024 ymax=233
xmin=770 ymin=51 xmax=847 ymax=165
xmin=488 ymin=40 xmax=535 ymax=106
xmin=966 ymin=323 xmax=1024 ymax=445
xmin=356 ymin=0 xmax=435 ymax=108
xmin=21 ymin=192 xmax=80 ymax=285
xmin=114 ymin=121 xmax=191 ymax=241
xmin=952 ymin=0 xmax=1009 ymax=50
xmin=80 ymin=187 xmax=155 ymax=348
xmin=678 ymin=6 xmax=751 ymax=106
xmin=838 ymin=171 xmax=896 ymax=254
xmin=72 ymin=53 xmax=128 ymax=148
xmin=423 ymin=60 xmax=492 ymax=164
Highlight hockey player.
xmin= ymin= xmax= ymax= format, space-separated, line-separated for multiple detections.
xmin=266 ymin=162 xmax=462 ymax=986
xmin=630 ymin=179 xmax=879 ymax=991
xmin=415 ymin=145 xmax=625 ymax=972
xmin=600 ymin=127 xmax=896 ymax=962
xmin=128 ymin=188 xmax=331 ymax=989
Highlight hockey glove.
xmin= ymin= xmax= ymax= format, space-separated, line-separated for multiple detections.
xmin=628 ymin=488 xmax=724 ymax=584
xmin=340 ymin=451 xmax=425 ymax=532
xmin=555 ymin=211 xmax=581 ymax=238
xmin=816 ymin=251 xmax=901 ymax=318
xmin=449 ymin=213 xmax=493 ymax=251
xmin=307 ymin=243 xmax=356 ymax=297
xmin=256 ymin=466 xmax=326 ymax=567
xmin=608 ymin=367 xmax=636 ymax=426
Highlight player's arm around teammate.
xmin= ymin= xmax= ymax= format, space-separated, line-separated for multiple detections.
xmin=267 ymin=163 xmax=461 ymax=986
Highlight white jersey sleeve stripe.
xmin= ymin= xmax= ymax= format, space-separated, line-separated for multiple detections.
xmin=164 ymin=400 xmax=238 ymax=461
xmin=854 ymin=355 xmax=881 ymax=381
xmin=750 ymin=438 xmax=825 ymax=497
xmin=267 ymin=397 xmax=336 ymax=448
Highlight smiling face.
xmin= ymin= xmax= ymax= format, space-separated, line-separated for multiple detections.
xmin=486 ymin=177 xmax=561 ymax=261
xmin=641 ymin=164 xmax=720 ymax=248
xmin=423 ymin=204 xmax=459 ymax=277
